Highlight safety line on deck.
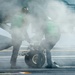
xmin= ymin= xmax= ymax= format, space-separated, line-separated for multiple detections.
xmin=0 ymin=56 xmax=75 ymax=58
xmin=1 ymin=49 xmax=75 ymax=52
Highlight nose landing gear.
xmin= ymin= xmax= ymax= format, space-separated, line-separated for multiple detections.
xmin=25 ymin=50 xmax=45 ymax=68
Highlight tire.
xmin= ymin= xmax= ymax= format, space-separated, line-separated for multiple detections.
xmin=25 ymin=50 xmax=45 ymax=68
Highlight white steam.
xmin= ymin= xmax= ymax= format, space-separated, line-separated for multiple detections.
xmin=0 ymin=0 xmax=75 ymax=45
xmin=45 ymin=0 xmax=75 ymax=33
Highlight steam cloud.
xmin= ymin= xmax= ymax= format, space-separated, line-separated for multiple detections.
xmin=45 ymin=0 xmax=75 ymax=33
xmin=0 ymin=0 xmax=75 ymax=68
xmin=0 ymin=0 xmax=75 ymax=44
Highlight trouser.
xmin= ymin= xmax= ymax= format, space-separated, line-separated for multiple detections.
xmin=46 ymin=50 xmax=52 ymax=67
xmin=40 ymin=40 xmax=53 ymax=67
xmin=40 ymin=35 xmax=60 ymax=67
xmin=10 ymin=32 xmax=22 ymax=67
xmin=10 ymin=28 xmax=30 ymax=68
xmin=45 ymin=41 xmax=54 ymax=67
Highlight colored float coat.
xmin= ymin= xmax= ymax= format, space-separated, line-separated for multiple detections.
xmin=11 ymin=13 xmax=25 ymax=28
xmin=46 ymin=21 xmax=59 ymax=36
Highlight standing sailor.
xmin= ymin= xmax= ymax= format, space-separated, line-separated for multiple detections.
xmin=10 ymin=7 xmax=30 ymax=68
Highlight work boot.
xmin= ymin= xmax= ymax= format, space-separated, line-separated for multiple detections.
xmin=10 ymin=64 xmax=16 ymax=69
xmin=10 ymin=64 xmax=21 ymax=69
xmin=45 ymin=65 xmax=52 ymax=68
xmin=45 ymin=62 xmax=59 ymax=68
xmin=52 ymin=62 xmax=60 ymax=68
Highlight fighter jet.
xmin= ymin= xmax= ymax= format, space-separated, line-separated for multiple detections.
xmin=0 ymin=9 xmax=12 ymax=50
xmin=0 ymin=34 xmax=12 ymax=50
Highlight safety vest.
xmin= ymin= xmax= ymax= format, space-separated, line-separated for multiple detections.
xmin=11 ymin=13 xmax=25 ymax=28
xmin=46 ymin=20 xmax=59 ymax=36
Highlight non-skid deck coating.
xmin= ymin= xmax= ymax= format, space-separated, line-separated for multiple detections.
xmin=0 ymin=48 xmax=75 ymax=74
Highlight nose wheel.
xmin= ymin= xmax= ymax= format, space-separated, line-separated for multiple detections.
xmin=25 ymin=50 xmax=45 ymax=68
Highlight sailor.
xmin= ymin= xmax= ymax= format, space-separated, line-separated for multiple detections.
xmin=41 ymin=17 xmax=60 ymax=68
xmin=10 ymin=7 xmax=30 ymax=68
xmin=31 ymin=15 xmax=60 ymax=68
